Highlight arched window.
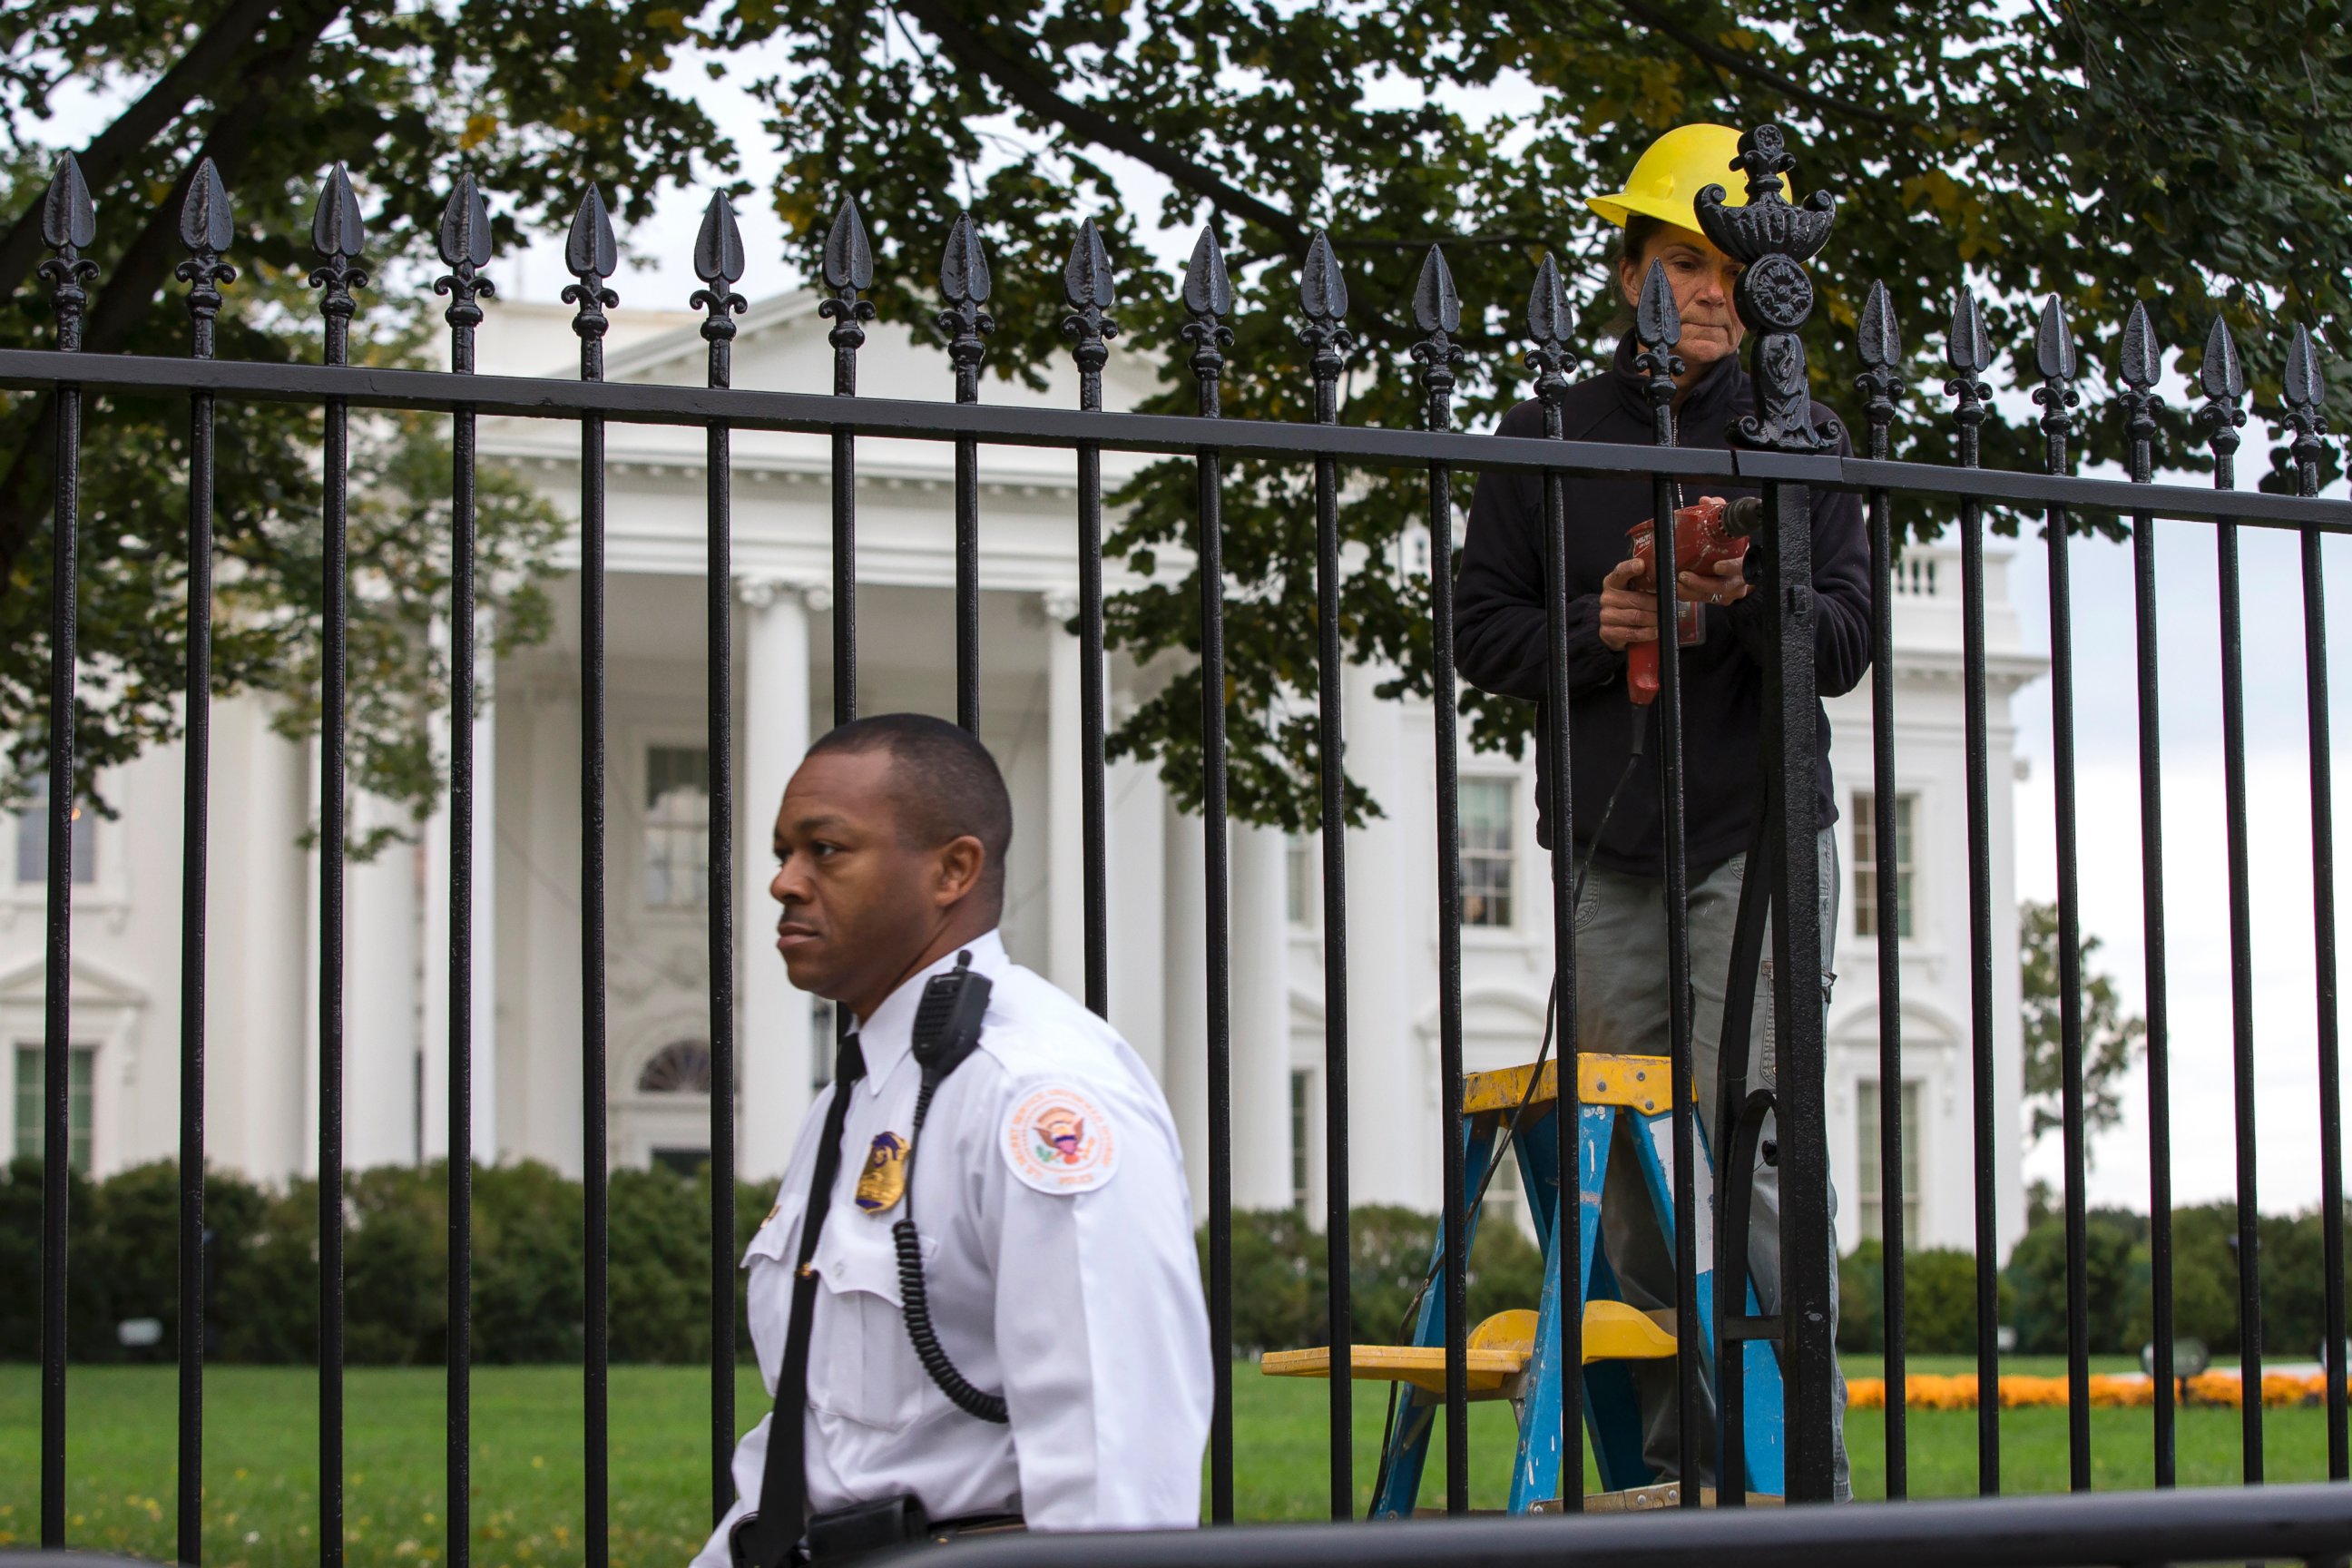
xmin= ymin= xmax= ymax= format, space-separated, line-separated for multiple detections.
xmin=636 ymin=1039 xmax=713 ymax=1095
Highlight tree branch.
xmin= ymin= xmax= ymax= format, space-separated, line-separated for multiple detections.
xmin=1598 ymin=0 xmax=1906 ymax=131
xmin=890 ymin=0 xmax=1308 ymax=246
xmin=0 ymin=0 xmax=299 ymax=302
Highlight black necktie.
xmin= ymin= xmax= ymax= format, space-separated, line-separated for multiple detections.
xmin=738 ymin=1033 xmax=867 ymax=1568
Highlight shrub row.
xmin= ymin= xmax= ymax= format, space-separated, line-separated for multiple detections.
xmin=1837 ymin=1202 xmax=2352 ymax=1358
xmin=0 ymin=1160 xmax=1544 ymax=1367
xmin=15 ymin=1157 xmax=2330 ymax=1367
xmin=0 ymin=1156 xmax=769 ymax=1365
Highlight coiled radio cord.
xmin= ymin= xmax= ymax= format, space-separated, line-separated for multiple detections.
xmin=893 ymin=1071 xmax=1011 ymax=1424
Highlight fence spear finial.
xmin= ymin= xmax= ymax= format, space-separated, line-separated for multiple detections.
xmin=432 ymin=173 xmax=495 ymax=360
xmin=1634 ymin=258 xmax=1684 ymax=426
xmin=307 ymin=164 xmax=369 ymax=364
xmin=1410 ymin=244 xmax=1463 ymax=428
xmin=2196 ymin=315 xmax=2247 ymax=469
xmin=38 ymin=152 xmax=98 ymax=353
xmin=937 ymin=211 xmax=994 ymax=399
xmin=563 ymin=183 xmax=619 ymax=376
xmin=1854 ymin=281 xmax=1904 ymax=460
xmin=1181 ymin=224 xmax=1235 ymax=395
xmin=177 ymin=157 xmax=237 ymax=356
xmin=1298 ymin=230 xmax=1351 ymax=412
xmin=2285 ymin=323 xmax=2329 ymax=498
xmin=2033 ymin=294 xmax=2079 ymax=446
xmin=1062 ymin=219 xmax=1119 ymax=391
xmin=2116 ymin=300 xmax=2163 ymax=484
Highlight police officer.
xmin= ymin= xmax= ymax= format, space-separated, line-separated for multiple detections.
xmin=693 ymin=713 xmax=1211 ymax=1567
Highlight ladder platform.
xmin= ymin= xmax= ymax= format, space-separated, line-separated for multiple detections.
xmin=1461 ymin=1054 xmax=1689 ymax=1116
xmin=1261 ymin=1309 xmax=1538 ymax=1395
xmin=1262 ymin=1301 xmax=1676 ymax=1394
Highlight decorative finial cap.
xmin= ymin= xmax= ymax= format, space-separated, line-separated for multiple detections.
xmin=311 ymin=163 xmax=365 ymax=260
xmin=693 ymin=190 xmax=745 ymax=287
xmin=1413 ymin=245 xmax=1459 ymax=336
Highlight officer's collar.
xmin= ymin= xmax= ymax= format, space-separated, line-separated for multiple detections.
xmin=849 ymin=928 xmax=1010 ymax=1098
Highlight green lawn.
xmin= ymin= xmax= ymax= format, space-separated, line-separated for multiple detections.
xmin=1 ymin=1362 xmax=2335 ymax=1565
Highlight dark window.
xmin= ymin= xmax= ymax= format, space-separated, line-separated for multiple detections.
xmin=643 ymin=747 xmax=711 ymax=910
xmin=14 ymin=1043 xmax=94 ymax=1174
xmin=636 ymin=1039 xmax=714 ymax=1094
xmin=15 ymin=771 xmax=95 ymax=887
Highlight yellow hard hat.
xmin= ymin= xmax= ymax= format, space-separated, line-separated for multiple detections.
xmin=1586 ymin=123 xmax=1774 ymax=235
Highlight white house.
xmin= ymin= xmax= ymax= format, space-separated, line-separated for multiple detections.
xmin=3 ymin=289 xmax=2038 ymax=1260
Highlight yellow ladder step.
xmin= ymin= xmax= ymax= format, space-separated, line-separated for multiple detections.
xmin=1259 ymin=1310 xmax=1536 ymax=1396
xmin=1259 ymin=1302 xmax=1675 ymax=1391
xmin=1581 ymin=1299 xmax=1678 ymax=1362
xmin=1461 ymin=1054 xmax=1690 ymax=1115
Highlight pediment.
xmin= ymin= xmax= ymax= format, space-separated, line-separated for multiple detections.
xmin=0 ymin=952 xmax=147 ymax=1009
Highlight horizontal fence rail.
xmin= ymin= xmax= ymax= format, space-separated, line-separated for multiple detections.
xmin=897 ymin=1485 xmax=2352 ymax=1568
xmin=8 ymin=115 xmax=2350 ymax=1566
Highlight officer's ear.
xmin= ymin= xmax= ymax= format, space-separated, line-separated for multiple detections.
xmin=932 ymin=833 xmax=987 ymax=909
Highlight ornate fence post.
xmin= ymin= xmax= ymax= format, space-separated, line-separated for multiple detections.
xmin=1695 ymin=122 xmax=1840 ymax=1502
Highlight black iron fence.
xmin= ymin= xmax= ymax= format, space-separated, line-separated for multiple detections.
xmin=5 ymin=118 xmax=2351 ymax=1564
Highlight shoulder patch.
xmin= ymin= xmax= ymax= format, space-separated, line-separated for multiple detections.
xmin=1002 ymin=1083 xmax=1119 ymax=1195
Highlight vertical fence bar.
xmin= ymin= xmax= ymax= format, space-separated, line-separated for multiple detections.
xmin=822 ymin=199 xmax=872 ymax=729
xmin=1855 ymin=280 xmax=1907 ymax=1498
xmin=2032 ymin=297 xmax=2092 ymax=1490
xmin=940 ymin=213 xmax=992 ymax=735
xmin=691 ymin=190 xmax=749 ymax=1524
xmin=34 ymin=151 xmax=94 ymax=1553
xmin=433 ymin=172 xmax=493 ymax=1568
xmin=2197 ymin=318 xmax=2262 ymax=1486
xmin=1631 ymin=260 xmax=1703 ymax=1502
xmin=177 ymin=156 xmax=233 ymax=1566
xmin=2286 ymin=324 xmax=2347 ymax=1479
xmin=2117 ymin=301 xmax=2175 ymax=1486
xmin=1299 ymin=230 xmax=1356 ymax=1520
xmin=1063 ymin=221 xmax=1116 ymax=1017
xmin=1527 ymin=253 xmax=1584 ymax=1513
xmin=1181 ymin=226 xmax=1236 ymax=1523
xmin=564 ymin=184 xmax=619 ymax=1568
xmin=1943 ymin=286 xmax=2002 ymax=1496
xmin=1409 ymin=246 xmax=1471 ymax=1512
xmin=308 ymin=164 xmax=368 ymax=1568
xmin=1695 ymin=123 xmax=1834 ymax=1501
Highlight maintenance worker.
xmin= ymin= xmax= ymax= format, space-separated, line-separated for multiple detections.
xmin=693 ymin=712 xmax=1210 ymax=1567
xmin=1453 ymin=122 xmax=1868 ymax=1497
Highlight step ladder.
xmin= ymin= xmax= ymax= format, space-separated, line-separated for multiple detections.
xmin=1260 ymin=1052 xmax=1785 ymax=1514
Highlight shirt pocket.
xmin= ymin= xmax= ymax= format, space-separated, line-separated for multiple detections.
xmin=806 ymin=1228 xmax=935 ymax=1434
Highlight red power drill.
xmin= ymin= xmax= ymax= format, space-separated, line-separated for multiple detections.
xmin=1623 ymin=495 xmax=1762 ymax=705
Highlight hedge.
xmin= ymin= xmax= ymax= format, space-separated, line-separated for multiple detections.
xmin=1 ymin=1160 xmax=1547 ymax=1367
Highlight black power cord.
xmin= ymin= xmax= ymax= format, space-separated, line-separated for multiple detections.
xmin=1365 ymin=710 xmax=1651 ymax=1512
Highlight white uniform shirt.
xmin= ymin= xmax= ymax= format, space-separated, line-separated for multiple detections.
xmin=691 ymin=931 xmax=1210 ymax=1564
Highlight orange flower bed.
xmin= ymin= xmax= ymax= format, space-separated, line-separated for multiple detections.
xmin=1841 ymin=1369 xmax=2329 ymax=1411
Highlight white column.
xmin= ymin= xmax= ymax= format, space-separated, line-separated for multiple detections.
xmin=344 ymin=789 xmax=419 ymax=1170
xmin=1229 ymin=821 xmax=1293 ymax=1211
xmin=1043 ymin=589 xmax=1087 ymax=1000
xmin=1161 ymin=802 xmax=1209 ymax=1217
xmin=421 ymin=622 xmax=501 ymax=1166
xmin=1342 ymin=662 xmax=1419 ymax=1206
xmin=739 ymin=576 xmax=821 ymax=1181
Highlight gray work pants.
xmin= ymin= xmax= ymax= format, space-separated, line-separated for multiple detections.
xmin=1571 ymin=827 xmax=1850 ymax=1499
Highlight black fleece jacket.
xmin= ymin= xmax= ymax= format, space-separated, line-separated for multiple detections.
xmin=1454 ymin=331 xmax=1872 ymax=877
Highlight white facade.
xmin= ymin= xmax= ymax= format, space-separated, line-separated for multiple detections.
xmin=3 ymin=291 xmax=2037 ymax=1259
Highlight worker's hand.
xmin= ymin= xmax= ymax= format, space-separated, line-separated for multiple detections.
xmin=1596 ymin=557 xmax=1657 ymax=651
xmin=1678 ymin=554 xmax=1750 ymax=607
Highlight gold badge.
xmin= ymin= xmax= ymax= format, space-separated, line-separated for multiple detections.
xmin=854 ymin=1132 xmax=910 ymax=1214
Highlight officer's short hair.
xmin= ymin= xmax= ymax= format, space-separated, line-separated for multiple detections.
xmin=806 ymin=713 xmax=1012 ymax=903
